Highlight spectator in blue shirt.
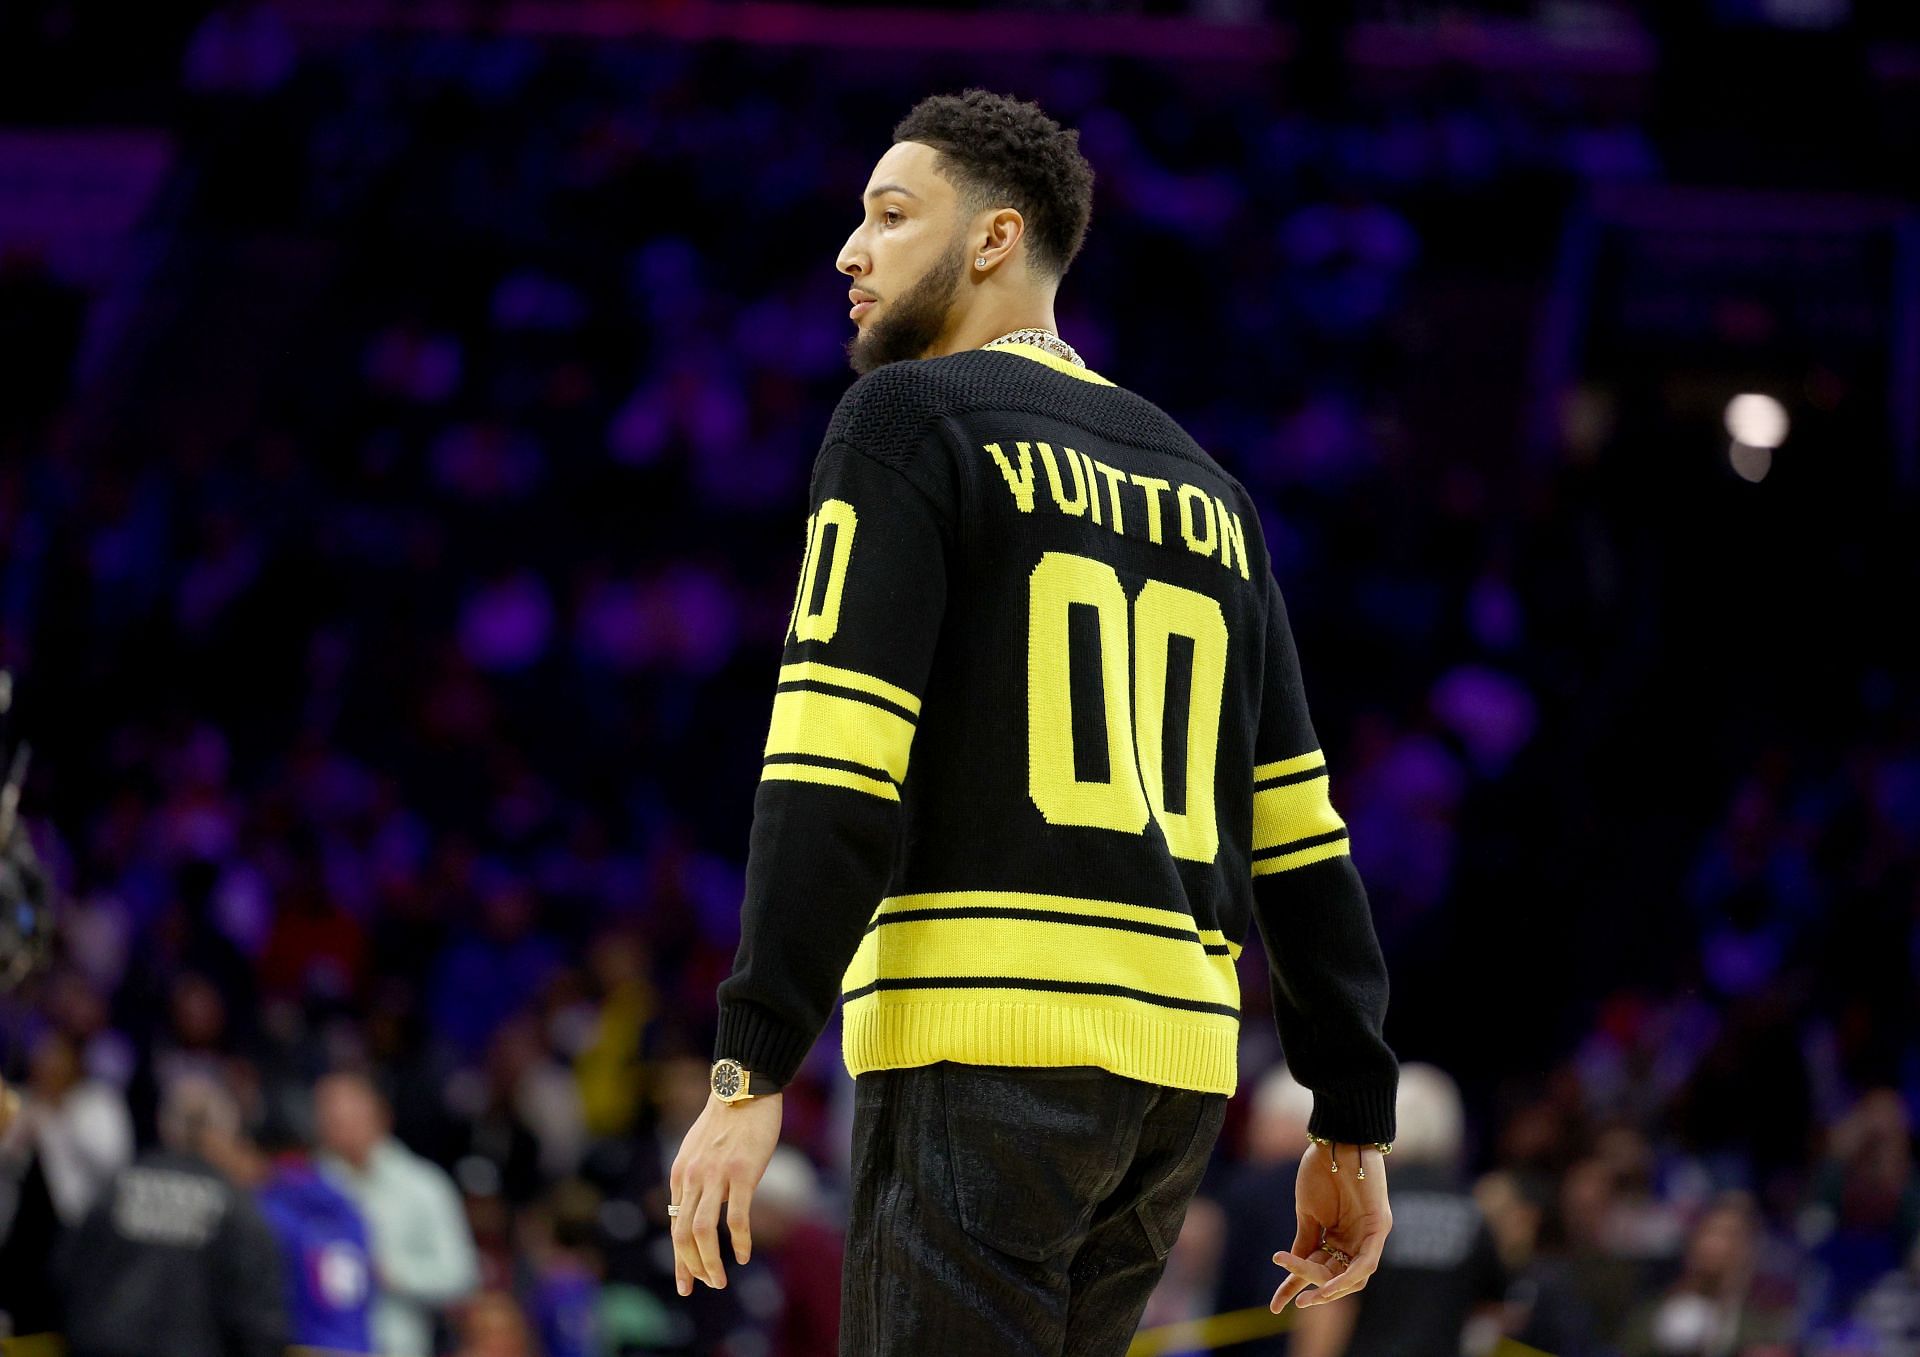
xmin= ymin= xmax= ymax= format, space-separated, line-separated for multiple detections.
xmin=250 ymin=1118 xmax=377 ymax=1355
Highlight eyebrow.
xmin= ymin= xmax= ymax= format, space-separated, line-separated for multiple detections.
xmin=862 ymin=183 xmax=921 ymax=204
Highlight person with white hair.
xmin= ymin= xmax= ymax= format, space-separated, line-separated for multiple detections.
xmin=57 ymin=1072 xmax=290 ymax=1357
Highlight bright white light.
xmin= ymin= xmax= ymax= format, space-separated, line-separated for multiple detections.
xmin=1724 ymin=394 xmax=1789 ymax=450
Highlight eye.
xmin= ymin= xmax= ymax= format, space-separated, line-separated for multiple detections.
xmin=883 ymin=208 xmax=902 ymax=226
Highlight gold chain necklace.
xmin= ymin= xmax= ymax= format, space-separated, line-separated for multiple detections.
xmin=981 ymin=327 xmax=1085 ymax=368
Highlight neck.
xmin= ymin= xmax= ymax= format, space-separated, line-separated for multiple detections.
xmin=932 ymin=294 xmax=1060 ymax=358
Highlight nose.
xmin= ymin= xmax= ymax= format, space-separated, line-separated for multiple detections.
xmin=838 ymin=227 xmax=866 ymax=278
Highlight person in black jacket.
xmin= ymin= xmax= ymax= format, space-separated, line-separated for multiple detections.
xmin=59 ymin=1072 xmax=289 ymax=1357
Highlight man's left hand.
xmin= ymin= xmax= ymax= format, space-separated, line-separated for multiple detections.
xmin=669 ymin=1090 xmax=783 ymax=1295
xmin=1270 ymin=1140 xmax=1392 ymax=1312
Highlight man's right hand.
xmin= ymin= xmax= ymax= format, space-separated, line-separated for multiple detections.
xmin=1270 ymin=1140 xmax=1393 ymax=1312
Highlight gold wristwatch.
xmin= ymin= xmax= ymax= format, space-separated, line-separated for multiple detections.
xmin=710 ymin=1058 xmax=780 ymax=1103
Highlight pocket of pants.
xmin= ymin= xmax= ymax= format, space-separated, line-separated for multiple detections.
xmin=1134 ymin=1094 xmax=1228 ymax=1261
xmin=941 ymin=1063 xmax=1136 ymax=1263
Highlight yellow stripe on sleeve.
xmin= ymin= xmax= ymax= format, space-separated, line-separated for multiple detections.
xmin=1251 ymin=775 xmax=1347 ymax=854
xmin=761 ymin=762 xmax=900 ymax=801
xmin=1250 ymin=836 xmax=1352 ymax=876
xmin=765 ymin=688 xmax=916 ymax=782
xmin=778 ymin=661 xmax=921 ymax=716
xmin=1253 ymin=749 xmax=1327 ymax=782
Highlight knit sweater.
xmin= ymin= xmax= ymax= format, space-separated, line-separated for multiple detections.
xmin=713 ymin=341 xmax=1398 ymax=1144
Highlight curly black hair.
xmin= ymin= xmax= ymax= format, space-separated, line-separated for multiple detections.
xmin=891 ymin=89 xmax=1096 ymax=283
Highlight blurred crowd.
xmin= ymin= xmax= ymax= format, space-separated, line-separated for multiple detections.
xmin=2 ymin=5 xmax=1918 ymax=1356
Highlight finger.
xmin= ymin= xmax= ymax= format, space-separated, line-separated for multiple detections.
xmin=1272 ymin=1209 xmax=1320 ymax=1307
xmin=692 ymin=1186 xmax=729 ymax=1289
xmin=672 ymin=1182 xmax=718 ymax=1289
xmin=670 ymin=1183 xmax=707 ymax=1287
xmin=1307 ymin=1226 xmax=1387 ymax=1305
xmin=675 ymin=1256 xmax=693 ymax=1299
xmin=728 ymin=1177 xmax=755 ymax=1266
xmin=1273 ymin=1250 xmax=1336 ymax=1284
xmin=1271 ymin=1248 xmax=1334 ymax=1312
xmin=1270 ymin=1213 xmax=1321 ymax=1313
xmin=1271 ymin=1270 xmax=1313 ymax=1313
xmin=1290 ymin=1213 xmax=1320 ymax=1261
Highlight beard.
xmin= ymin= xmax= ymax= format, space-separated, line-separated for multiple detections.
xmin=845 ymin=231 xmax=967 ymax=376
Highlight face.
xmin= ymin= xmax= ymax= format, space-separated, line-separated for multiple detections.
xmin=839 ymin=141 xmax=972 ymax=376
xmin=1684 ymin=1203 xmax=1752 ymax=1281
xmin=314 ymin=1074 xmax=387 ymax=1165
xmin=27 ymin=1031 xmax=81 ymax=1098
xmin=460 ymin=1295 xmax=531 ymax=1357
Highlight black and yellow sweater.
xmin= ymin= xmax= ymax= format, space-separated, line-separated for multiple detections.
xmin=714 ymin=341 xmax=1398 ymax=1145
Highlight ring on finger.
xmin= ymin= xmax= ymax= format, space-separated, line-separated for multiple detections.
xmin=1324 ymin=1245 xmax=1352 ymax=1266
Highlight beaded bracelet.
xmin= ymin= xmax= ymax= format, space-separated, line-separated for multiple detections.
xmin=1305 ymin=1131 xmax=1394 ymax=1179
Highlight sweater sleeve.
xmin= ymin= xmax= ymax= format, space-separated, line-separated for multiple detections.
xmin=1248 ymin=568 xmax=1399 ymax=1144
xmin=714 ymin=438 xmax=949 ymax=1084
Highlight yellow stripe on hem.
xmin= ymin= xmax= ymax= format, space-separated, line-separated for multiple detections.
xmin=842 ymin=992 xmax=1239 ymax=1095
xmin=841 ymin=912 xmax=1240 ymax=1012
xmin=1253 ymin=749 xmax=1327 ymax=782
xmin=1199 ymin=930 xmax=1242 ymax=959
xmin=981 ymin=342 xmax=1117 ymax=386
xmin=873 ymin=889 xmax=1204 ymax=934
xmin=1250 ymin=837 xmax=1352 ymax=876
xmin=762 ymin=763 xmax=900 ymax=801
xmin=869 ymin=891 xmax=1242 ymax=961
xmin=778 ymin=661 xmax=921 ymax=715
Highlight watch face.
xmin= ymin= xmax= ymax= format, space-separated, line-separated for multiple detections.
xmin=713 ymin=1060 xmax=744 ymax=1099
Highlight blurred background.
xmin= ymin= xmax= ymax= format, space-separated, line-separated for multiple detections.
xmin=0 ymin=0 xmax=1917 ymax=1354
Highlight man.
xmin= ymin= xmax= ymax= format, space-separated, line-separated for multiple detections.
xmin=58 ymin=1073 xmax=289 ymax=1357
xmin=671 ymin=88 xmax=1400 ymax=1355
xmin=9 ymin=1028 xmax=133 ymax=1227
xmin=315 ymin=1070 xmax=479 ymax=1357
xmin=239 ymin=1116 xmax=379 ymax=1354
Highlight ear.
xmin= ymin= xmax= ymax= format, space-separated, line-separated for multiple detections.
xmin=977 ymin=206 xmax=1025 ymax=268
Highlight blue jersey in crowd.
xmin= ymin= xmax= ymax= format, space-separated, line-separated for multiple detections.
xmin=256 ymin=1161 xmax=376 ymax=1354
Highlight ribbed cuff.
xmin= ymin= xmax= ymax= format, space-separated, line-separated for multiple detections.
xmin=1307 ymin=1080 xmax=1398 ymax=1146
xmin=714 ymin=1002 xmax=815 ymax=1087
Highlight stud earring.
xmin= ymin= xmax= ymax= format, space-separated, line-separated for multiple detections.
xmin=976 ymin=257 xmax=987 ymax=268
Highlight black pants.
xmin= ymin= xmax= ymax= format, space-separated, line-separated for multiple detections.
xmin=840 ymin=1062 xmax=1228 ymax=1357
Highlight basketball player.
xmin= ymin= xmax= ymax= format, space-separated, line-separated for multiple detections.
xmin=670 ymin=89 xmax=1400 ymax=1355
